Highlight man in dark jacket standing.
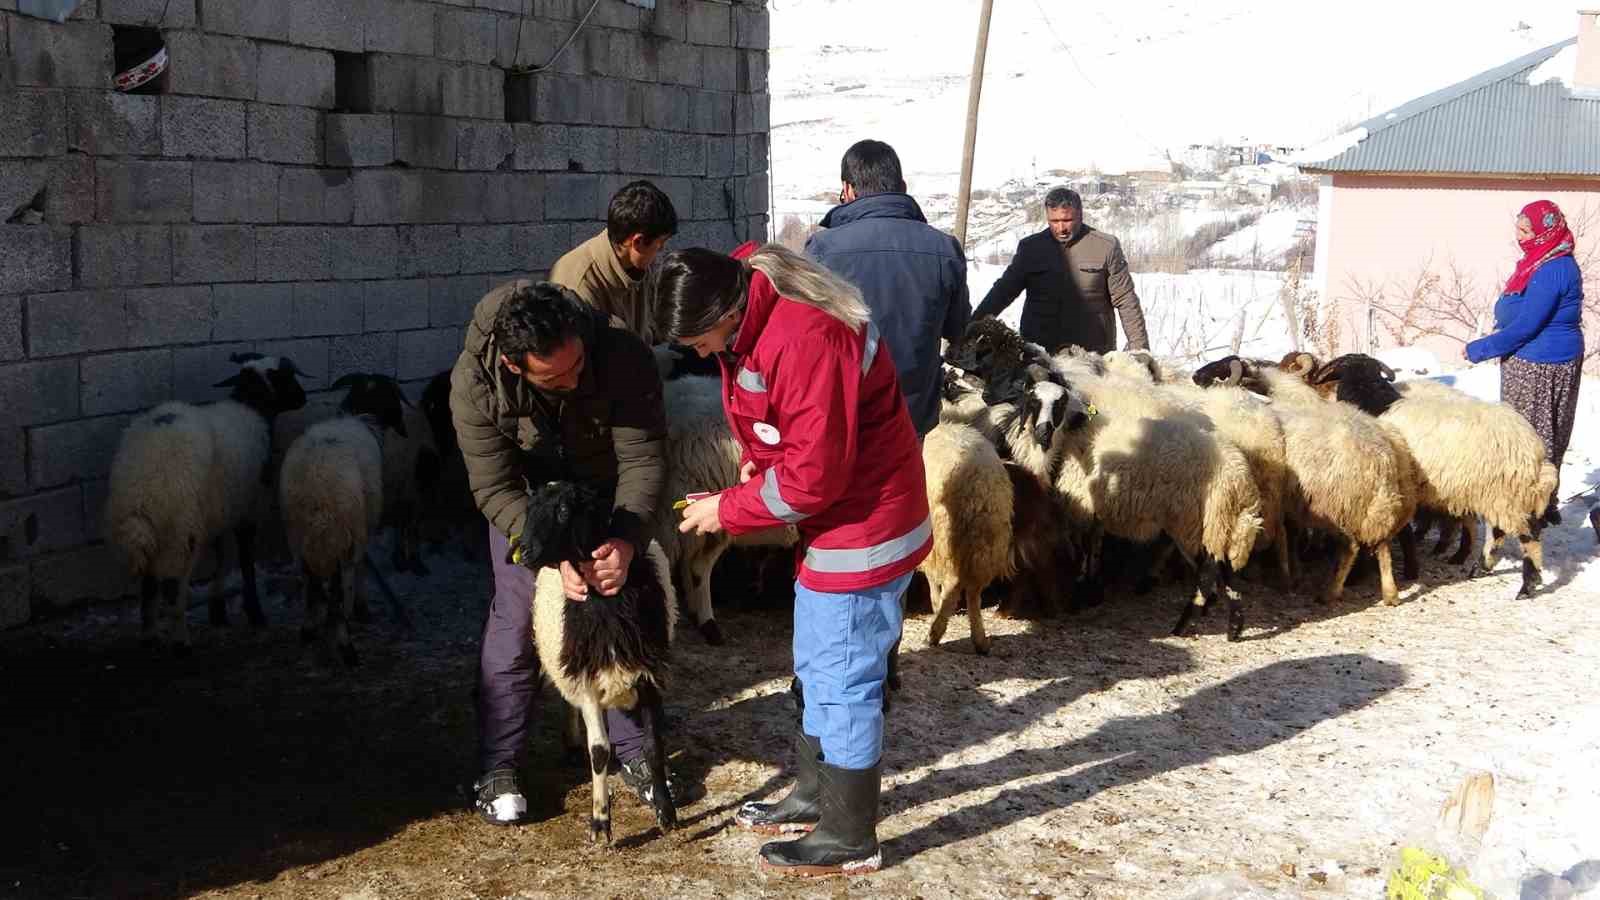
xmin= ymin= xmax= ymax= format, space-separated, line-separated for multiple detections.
xmin=973 ymin=187 xmax=1150 ymax=353
xmin=449 ymin=281 xmax=670 ymax=826
xmin=806 ymin=140 xmax=970 ymax=437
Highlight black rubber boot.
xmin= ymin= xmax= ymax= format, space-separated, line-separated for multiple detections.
xmin=758 ymin=760 xmax=882 ymax=877
xmin=735 ymin=728 xmax=822 ymax=835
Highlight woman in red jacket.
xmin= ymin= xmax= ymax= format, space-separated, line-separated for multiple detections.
xmin=653 ymin=241 xmax=931 ymax=877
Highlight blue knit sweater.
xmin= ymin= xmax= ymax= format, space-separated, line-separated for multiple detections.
xmin=1465 ymin=256 xmax=1585 ymax=364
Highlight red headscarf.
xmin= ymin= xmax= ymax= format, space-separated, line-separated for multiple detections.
xmin=1504 ymin=200 xmax=1574 ymax=295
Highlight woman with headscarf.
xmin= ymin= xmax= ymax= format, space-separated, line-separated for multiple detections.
xmin=1466 ymin=200 xmax=1586 ymax=519
xmin=652 ymin=241 xmax=931 ymax=877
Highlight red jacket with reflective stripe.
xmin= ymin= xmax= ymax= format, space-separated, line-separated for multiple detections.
xmin=715 ymin=242 xmax=932 ymax=592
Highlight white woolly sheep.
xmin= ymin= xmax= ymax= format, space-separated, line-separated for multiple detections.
xmin=329 ymin=373 xmax=442 ymax=576
xmin=523 ymin=479 xmax=679 ymax=844
xmin=919 ymin=422 xmax=1016 ymax=654
xmin=103 ymin=355 xmax=307 ymax=651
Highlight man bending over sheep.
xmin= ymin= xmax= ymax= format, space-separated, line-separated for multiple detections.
xmin=449 ymin=281 xmax=679 ymax=826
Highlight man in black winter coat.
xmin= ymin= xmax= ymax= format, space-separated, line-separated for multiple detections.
xmin=805 ymin=140 xmax=970 ymax=437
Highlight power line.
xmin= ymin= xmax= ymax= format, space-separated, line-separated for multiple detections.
xmin=1027 ymin=0 xmax=1175 ymax=159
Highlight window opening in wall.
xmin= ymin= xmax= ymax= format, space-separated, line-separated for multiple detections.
xmin=333 ymin=52 xmax=372 ymax=113
xmin=504 ymin=73 xmax=534 ymax=123
xmin=112 ymin=26 xmax=167 ymax=94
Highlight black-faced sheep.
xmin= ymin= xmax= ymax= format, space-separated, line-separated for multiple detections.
xmin=521 ymin=479 xmax=678 ymax=843
xmin=918 ymin=423 xmax=1015 ymax=654
xmin=104 ymin=355 xmax=307 ymax=651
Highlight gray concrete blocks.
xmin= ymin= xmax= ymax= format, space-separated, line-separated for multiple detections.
xmin=0 ymin=562 xmax=27 ymax=628
xmin=397 ymin=225 xmax=463 ymax=276
xmin=0 ymin=358 xmax=79 ymax=427
xmin=256 ymin=227 xmax=333 ymax=281
xmin=646 ymin=0 xmax=687 ymax=42
xmin=353 ymin=170 xmax=487 ymax=224
xmin=512 ymin=123 xmax=618 ymax=172
xmin=363 ymin=279 xmax=430 ymax=331
xmin=733 ymin=3 xmax=769 ymax=49
xmin=619 ymin=129 xmax=665 ymax=174
xmin=366 ymin=0 xmax=436 ymax=55
xmin=747 ymin=131 xmax=767 ymax=173
xmin=742 ymin=49 xmax=767 ymax=93
xmin=329 ymin=332 xmax=398 ymax=381
xmin=0 ymin=297 xmax=20 ymax=363
xmin=443 ymin=64 xmax=504 ymax=119
xmin=515 ymin=222 xmax=572 ymax=271
xmin=591 ymin=77 xmax=643 ymax=128
xmin=126 ymin=285 xmax=213 ymax=347
xmin=607 ymin=31 xmax=656 ymax=82
xmin=0 ymin=486 xmax=87 ymax=558
xmin=701 ymin=45 xmax=738 ymax=92
xmin=693 ymin=177 xmax=732 ymax=219
xmin=654 ymin=176 xmax=693 ymax=223
xmin=75 ymin=225 xmax=173 ymax=288
xmin=734 ymin=91 xmax=768 ymax=134
xmin=395 ymin=115 xmax=458 ymax=168
xmin=706 ymin=134 xmax=735 ymax=177
xmin=457 ymin=121 xmax=515 ymax=170
xmin=330 ymin=227 xmax=399 ymax=279
xmin=484 ymin=172 xmax=544 ymax=224
xmin=98 ymin=0 xmax=196 ymax=26
xmin=26 ymin=290 xmax=125 ymax=357
xmin=543 ymin=173 xmax=600 ymax=220
xmin=292 ymin=281 xmax=365 ymax=336
xmin=367 ymin=54 xmax=446 ymax=115
xmin=457 ymin=224 xmax=516 ymax=273
xmin=427 ymin=275 xmax=490 ymax=326
xmin=95 ymin=160 xmax=192 ymax=223
xmin=0 ymin=427 xmax=25 ymax=499
xmin=42 ymin=155 xmax=96 ymax=225
xmin=277 ymin=168 xmax=354 ymax=223
xmin=536 ymin=74 xmax=593 ymax=124
xmin=289 ymin=0 xmax=365 ymax=52
xmin=171 ymin=340 xmax=255 ymax=401
xmin=68 ymin=92 xmax=159 ymax=155
xmin=79 ymin=348 xmax=172 ymax=416
xmin=326 ymin=114 xmax=394 ymax=167
xmin=436 ymin=7 xmax=499 ymax=63
xmin=201 ymin=0 xmax=290 ymax=40
xmin=0 ymin=225 xmax=72 ymax=293
xmin=396 ymin=326 xmax=464 ymax=380
xmin=692 ymin=89 xmax=732 ymax=134
xmin=248 ymin=104 xmax=323 ymax=164
xmin=644 ymin=83 xmax=693 ymax=132
xmin=7 ymin=17 xmax=111 ymax=89
xmin=687 ymin=0 xmax=730 ymax=45
xmin=161 ymin=96 xmax=247 ymax=159
xmin=212 ymin=283 xmax=293 ymax=341
xmin=173 ymin=225 xmax=256 ymax=283
xmin=162 ymin=31 xmax=258 ymax=101
xmin=29 ymin=416 xmax=129 ymax=488
xmin=193 ymin=161 xmax=279 ymax=223
xmin=256 ymin=44 xmax=336 ymax=109
xmin=0 ymin=89 xmax=67 ymax=157
xmin=657 ymin=39 xmax=700 ymax=87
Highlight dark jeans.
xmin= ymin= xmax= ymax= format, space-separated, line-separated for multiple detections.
xmin=479 ymin=526 xmax=646 ymax=773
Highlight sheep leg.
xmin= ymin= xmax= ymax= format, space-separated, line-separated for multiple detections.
xmin=1516 ymin=518 xmax=1544 ymax=599
xmin=965 ymin=587 xmax=991 ymax=656
xmin=300 ymin=565 xmax=323 ymax=645
xmin=1398 ymin=523 xmax=1419 ymax=583
xmin=927 ymin=577 xmax=956 ymax=648
xmin=1447 ymin=517 xmax=1477 ymax=566
xmin=1474 ymin=526 xmax=1507 ymax=577
xmin=207 ymin=536 xmax=229 ymax=626
xmin=1274 ymin=528 xmax=1294 ymax=589
xmin=1590 ymin=505 xmax=1600 ymax=544
xmin=1220 ymin=561 xmax=1244 ymax=642
xmin=163 ymin=578 xmax=190 ymax=657
xmin=352 ymin=548 xmax=373 ymax=625
xmin=577 ymin=694 xmax=614 ymax=845
xmin=1375 ymin=540 xmax=1400 ymax=607
xmin=633 ymin=680 xmax=676 ymax=830
xmin=1171 ymin=554 xmax=1211 ymax=638
xmin=139 ymin=575 xmax=159 ymax=645
xmin=329 ymin=559 xmax=359 ymax=667
xmin=235 ymin=523 xmax=266 ymax=627
xmin=1320 ymin=538 xmax=1360 ymax=605
xmin=1136 ymin=540 xmax=1176 ymax=595
xmin=683 ymin=538 xmax=728 ymax=646
xmin=1430 ymin=517 xmax=1457 ymax=556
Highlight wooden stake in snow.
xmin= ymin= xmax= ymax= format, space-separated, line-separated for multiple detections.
xmin=1437 ymin=771 xmax=1494 ymax=844
xmin=953 ymin=0 xmax=995 ymax=248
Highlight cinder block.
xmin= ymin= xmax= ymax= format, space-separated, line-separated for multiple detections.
xmin=26 ymin=290 xmax=126 ymax=358
xmin=1 ymin=487 xmax=86 ymax=560
xmin=292 ymin=281 xmax=365 ymax=336
xmin=367 ymin=54 xmax=445 ymax=114
xmin=533 ymin=0 xmax=579 ymax=19
xmin=397 ymin=326 xmax=464 ymax=380
xmin=76 ymin=225 xmax=172 ymax=288
xmin=326 ymin=114 xmax=394 ymax=167
xmin=28 ymin=415 xmax=129 ymax=489
xmin=255 ymin=337 xmax=329 ymax=390
xmin=161 ymin=96 xmax=247 ymax=158
xmin=647 ymin=0 xmax=687 ymax=41
xmin=0 ymin=424 xmax=26 ymax=498
xmin=535 ymin=73 xmax=593 ymax=124
xmin=0 ymin=90 xmax=66 ymax=157
xmin=585 ymin=0 xmax=638 ymax=29
xmin=457 ymin=121 xmax=515 ymax=170
xmin=353 ymin=170 xmax=420 ymax=224
xmin=397 ymin=225 xmax=463 ymax=276
xmin=29 ymin=543 xmax=131 ymax=610
xmin=95 ymin=160 xmax=192 ymax=223
xmin=483 ymin=172 xmax=543 ymax=224
xmin=0 ymin=359 xmax=79 ymax=427
xmin=436 ymin=7 xmax=498 ymax=62
xmin=513 ymin=222 xmax=571 ymax=271
xmin=691 ymin=89 xmax=732 ymax=134
xmin=99 ymin=0 xmax=195 ymax=26
xmin=329 ymin=331 xmax=398 ymax=381
xmin=733 ymin=3 xmax=768 ymax=49
xmin=82 ymin=477 xmax=110 ymax=541
xmin=742 ymin=49 xmax=767 ymax=93
xmin=701 ymin=45 xmax=738 ymax=92
xmin=7 ymin=17 xmax=111 ymax=89
xmin=366 ymin=0 xmax=435 ymax=54
xmin=665 ymin=133 xmax=706 ymax=176
xmin=747 ymin=132 xmax=767 ymax=173
xmin=735 ymin=92 xmax=769 ymax=135
xmin=692 ymin=177 xmax=732 ymax=219
xmin=363 ymin=279 xmax=430 ymax=331
xmin=289 ymin=0 xmax=365 ymax=51
xmin=475 ymin=0 xmax=528 ymax=14
xmin=202 ymin=0 xmax=289 ymax=39
xmin=419 ymin=172 xmax=489 ymax=223
xmin=733 ymin=129 xmax=749 ymax=174
xmin=193 ymin=161 xmax=278 ymax=223
xmin=277 ymin=168 xmax=353 ymax=224
xmin=395 ymin=115 xmax=457 ymax=168
xmin=0 ymin=160 xmax=60 ymax=226
xmin=443 ymin=65 xmax=504 ymax=119
xmin=0 ymin=563 xmax=27 ymax=628
xmin=256 ymin=44 xmax=336 ymax=109
xmin=686 ymin=0 xmax=729 ymax=45
xmin=644 ymin=83 xmax=692 ymax=132
xmin=256 ymin=227 xmax=333 ymax=281
xmin=742 ymin=172 xmax=769 ymax=218
xmin=0 ymin=297 xmax=20 ymax=363
xmin=0 ymin=226 xmax=72 ymax=293
xmin=606 ymin=31 xmax=655 ymax=82
xmin=457 ymin=224 xmax=516 ymax=274
xmin=163 ymin=31 xmax=258 ymax=101
xmin=618 ymin=130 xmax=665 ymax=175
xmin=427 ymin=275 xmax=490 ymax=326
xmin=543 ymin=173 xmax=600 ymax=220
xmin=126 ymin=285 xmax=212 ymax=347
xmin=173 ymin=225 xmax=255 ymax=283
xmin=591 ymin=77 xmax=642 ymax=128
xmin=706 ymin=134 xmax=734 ymax=177
xmin=80 ymin=348 xmax=172 ymax=416
xmin=330 ymin=227 xmax=399 ymax=279
xmin=212 ymin=283 xmax=293 ymax=341
xmin=654 ymin=176 xmax=693 ymax=223
xmin=248 ymin=104 xmax=322 ymax=164
xmin=171 ymin=340 xmax=255 ymax=402
xmin=68 ymin=91 xmax=159 ymax=155
xmin=512 ymin=123 xmax=618 ymax=172
xmin=656 ymin=39 xmax=700 ymax=87
xmin=33 ymin=154 xmax=96 ymax=225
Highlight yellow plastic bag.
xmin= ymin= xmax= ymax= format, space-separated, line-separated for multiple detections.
xmin=1386 ymin=847 xmax=1486 ymax=900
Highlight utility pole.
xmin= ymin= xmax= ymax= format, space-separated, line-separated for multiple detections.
xmin=953 ymin=0 xmax=995 ymax=248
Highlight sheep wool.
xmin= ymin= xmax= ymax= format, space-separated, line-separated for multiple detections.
xmin=919 ymin=423 xmax=1015 ymax=654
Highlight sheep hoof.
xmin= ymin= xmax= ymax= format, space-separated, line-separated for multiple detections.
xmin=589 ymin=818 xmax=612 ymax=845
xmin=1517 ymin=559 xmax=1541 ymax=599
xmin=1227 ymin=619 xmax=1244 ymax=642
xmin=972 ymin=638 xmax=991 ymax=656
xmin=698 ymin=619 xmax=726 ymax=646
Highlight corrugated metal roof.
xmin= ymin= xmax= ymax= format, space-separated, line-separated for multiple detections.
xmin=1301 ymin=38 xmax=1600 ymax=176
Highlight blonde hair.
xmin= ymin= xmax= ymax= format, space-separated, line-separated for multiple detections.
xmin=744 ymin=243 xmax=871 ymax=332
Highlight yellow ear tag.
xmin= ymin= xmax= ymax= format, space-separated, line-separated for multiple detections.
xmin=1084 ymin=403 xmax=1099 ymax=417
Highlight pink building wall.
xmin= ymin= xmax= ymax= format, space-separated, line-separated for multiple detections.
xmin=1315 ymin=173 xmax=1600 ymax=368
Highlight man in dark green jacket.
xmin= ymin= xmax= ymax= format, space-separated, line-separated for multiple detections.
xmin=449 ymin=280 xmax=669 ymax=826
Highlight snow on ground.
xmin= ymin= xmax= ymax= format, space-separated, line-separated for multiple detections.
xmin=1206 ymin=208 xmax=1307 ymax=267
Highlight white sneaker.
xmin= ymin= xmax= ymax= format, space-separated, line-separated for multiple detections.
xmin=474 ymin=767 xmax=528 ymax=826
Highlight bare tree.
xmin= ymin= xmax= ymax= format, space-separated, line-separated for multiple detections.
xmin=1345 ymin=254 xmax=1492 ymax=351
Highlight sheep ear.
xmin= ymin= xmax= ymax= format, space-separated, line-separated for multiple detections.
xmin=1378 ymin=360 xmax=1397 ymax=381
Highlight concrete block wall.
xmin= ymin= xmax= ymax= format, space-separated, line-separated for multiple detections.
xmin=0 ymin=0 xmax=771 ymax=628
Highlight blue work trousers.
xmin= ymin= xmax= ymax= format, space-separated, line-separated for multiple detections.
xmin=793 ymin=573 xmax=910 ymax=770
